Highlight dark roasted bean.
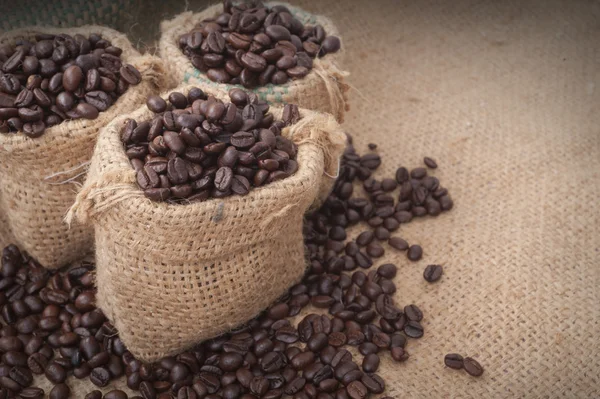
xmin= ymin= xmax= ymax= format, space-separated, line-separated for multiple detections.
xmin=444 ymin=353 xmax=464 ymax=369
xmin=463 ymin=357 xmax=484 ymax=377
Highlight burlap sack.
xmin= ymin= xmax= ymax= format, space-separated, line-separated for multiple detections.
xmin=0 ymin=26 xmax=167 ymax=269
xmin=159 ymin=2 xmax=350 ymax=122
xmin=67 ymin=85 xmax=346 ymax=361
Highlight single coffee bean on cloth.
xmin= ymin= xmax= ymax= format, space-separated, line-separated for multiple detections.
xmin=0 ymin=0 xmax=139 ymax=33
xmin=159 ymin=2 xmax=350 ymax=122
xmin=67 ymin=84 xmax=346 ymax=361
xmin=0 ymin=26 xmax=167 ymax=269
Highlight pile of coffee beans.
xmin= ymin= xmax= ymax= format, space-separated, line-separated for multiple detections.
xmin=0 ymin=134 xmax=475 ymax=398
xmin=123 ymin=87 xmax=300 ymax=203
xmin=178 ymin=0 xmax=341 ymax=87
xmin=0 ymin=33 xmax=141 ymax=138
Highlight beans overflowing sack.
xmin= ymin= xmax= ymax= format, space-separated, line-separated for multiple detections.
xmin=67 ymin=85 xmax=346 ymax=361
xmin=159 ymin=3 xmax=350 ymax=122
xmin=0 ymin=26 xmax=166 ymax=269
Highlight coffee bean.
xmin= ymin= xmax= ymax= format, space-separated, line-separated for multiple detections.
xmin=346 ymin=381 xmax=367 ymax=399
xmin=444 ymin=353 xmax=463 ymax=369
xmin=361 ymin=373 xmax=385 ymax=394
xmin=49 ymin=383 xmax=70 ymax=399
xmin=358 ymin=342 xmax=378 ymax=356
xmin=361 ymin=354 xmax=379 ymax=373
xmin=90 ymin=367 xmax=111 ymax=387
xmin=120 ymin=64 xmax=142 ymax=85
xmin=63 ymin=65 xmax=83 ymax=91
xmin=407 ymin=244 xmax=423 ymax=261
xmin=424 ymin=157 xmax=438 ymax=169
xmin=19 ymin=387 xmax=45 ymax=399
xmin=388 ymin=237 xmax=409 ymax=251
xmin=328 ymin=332 xmax=347 ymax=347
xmin=320 ymin=36 xmax=340 ymax=54
xmin=45 ymin=362 xmax=67 ymax=384
xmin=424 ymin=264 xmax=443 ymax=282
xmin=104 ymin=390 xmax=128 ymax=399
xmin=463 ymin=357 xmax=484 ymax=377
xmin=391 ymin=347 xmax=409 ymax=362
xmin=403 ymin=321 xmax=424 ymax=338
xmin=404 ymin=304 xmax=423 ymax=321
xmin=27 ymin=353 xmax=48 ymax=374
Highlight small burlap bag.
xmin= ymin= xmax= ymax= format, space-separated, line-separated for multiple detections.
xmin=0 ymin=26 xmax=167 ymax=269
xmin=67 ymin=85 xmax=346 ymax=361
xmin=159 ymin=3 xmax=350 ymax=122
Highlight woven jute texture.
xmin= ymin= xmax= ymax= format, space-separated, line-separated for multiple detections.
xmin=158 ymin=2 xmax=350 ymax=122
xmin=18 ymin=0 xmax=600 ymax=396
xmin=68 ymin=84 xmax=346 ymax=361
xmin=0 ymin=26 xmax=167 ymax=269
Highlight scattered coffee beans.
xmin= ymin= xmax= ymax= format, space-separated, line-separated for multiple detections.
xmin=0 ymin=134 xmax=464 ymax=397
xmin=122 ymin=87 xmax=300 ymax=202
xmin=178 ymin=0 xmax=341 ymax=87
xmin=423 ymin=264 xmax=443 ymax=282
xmin=0 ymin=33 xmax=141 ymax=137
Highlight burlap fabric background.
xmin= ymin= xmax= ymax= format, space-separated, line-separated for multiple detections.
xmin=159 ymin=3 xmax=350 ymax=122
xmin=0 ymin=26 xmax=167 ymax=269
xmin=68 ymin=84 xmax=346 ymax=361
xmin=14 ymin=0 xmax=600 ymax=397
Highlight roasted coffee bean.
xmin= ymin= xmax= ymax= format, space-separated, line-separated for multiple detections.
xmin=391 ymin=347 xmax=409 ymax=362
xmin=424 ymin=264 xmax=443 ymax=282
xmin=45 ymin=362 xmax=67 ymax=384
xmin=424 ymin=156 xmax=438 ymax=169
xmin=463 ymin=357 xmax=484 ymax=377
xmin=19 ymin=387 xmax=45 ymax=399
xmin=403 ymin=321 xmax=424 ymax=338
xmin=346 ymin=381 xmax=367 ymax=399
xmin=407 ymin=245 xmax=423 ymax=261
xmin=361 ymin=354 xmax=379 ymax=373
xmin=361 ymin=373 xmax=385 ymax=394
xmin=444 ymin=353 xmax=464 ymax=369
xmin=388 ymin=237 xmax=409 ymax=251
xmin=90 ymin=367 xmax=111 ymax=387
xmin=104 ymin=390 xmax=128 ymax=399
xmin=27 ymin=353 xmax=48 ymax=374
xmin=49 ymin=383 xmax=70 ymax=399
xmin=404 ymin=304 xmax=423 ymax=322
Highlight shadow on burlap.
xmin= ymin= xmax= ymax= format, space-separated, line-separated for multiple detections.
xmin=13 ymin=0 xmax=600 ymax=397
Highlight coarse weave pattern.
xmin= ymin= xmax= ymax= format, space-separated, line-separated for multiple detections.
xmin=159 ymin=3 xmax=350 ymax=122
xmin=0 ymin=26 xmax=167 ymax=269
xmin=15 ymin=0 xmax=600 ymax=396
xmin=68 ymin=85 xmax=346 ymax=361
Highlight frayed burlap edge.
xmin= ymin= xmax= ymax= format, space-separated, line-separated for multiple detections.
xmin=159 ymin=3 xmax=350 ymax=122
xmin=0 ymin=26 xmax=168 ymax=269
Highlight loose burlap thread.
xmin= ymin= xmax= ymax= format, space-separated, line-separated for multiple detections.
xmin=0 ymin=26 xmax=168 ymax=269
xmin=159 ymin=3 xmax=350 ymax=122
xmin=68 ymin=85 xmax=346 ymax=361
